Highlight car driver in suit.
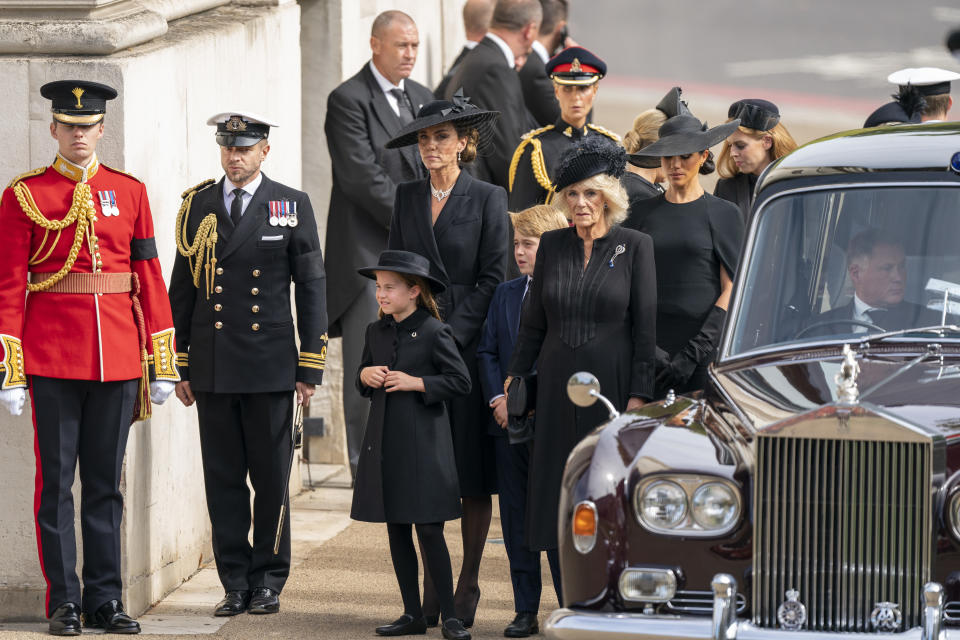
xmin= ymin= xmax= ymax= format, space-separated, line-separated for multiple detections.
xmin=323 ymin=9 xmax=434 ymax=480
xmin=817 ymin=229 xmax=939 ymax=334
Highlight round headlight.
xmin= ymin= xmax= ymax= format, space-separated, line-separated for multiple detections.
xmin=638 ymin=480 xmax=687 ymax=529
xmin=949 ymin=492 xmax=960 ymax=541
xmin=691 ymin=482 xmax=739 ymax=530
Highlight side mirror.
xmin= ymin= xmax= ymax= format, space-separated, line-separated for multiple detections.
xmin=567 ymin=371 xmax=620 ymax=420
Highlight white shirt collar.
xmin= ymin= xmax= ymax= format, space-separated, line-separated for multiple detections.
xmin=224 ymin=172 xmax=262 ymax=198
xmin=464 ymin=40 xmax=479 ymax=50
xmin=369 ymin=59 xmax=405 ymax=94
xmin=531 ymin=40 xmax=550 ymax=64
xmin=484 ymin=32 xmax=516 ymax=69
xmin=853 ymin=293 xmax=879 ymax=317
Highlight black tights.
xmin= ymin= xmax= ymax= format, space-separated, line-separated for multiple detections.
xmin=387 ymin=522 xmax=456 ymax=620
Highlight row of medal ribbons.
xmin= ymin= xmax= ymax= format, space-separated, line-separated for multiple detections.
xmin=269 ymin=200 xmax=299 ymax=227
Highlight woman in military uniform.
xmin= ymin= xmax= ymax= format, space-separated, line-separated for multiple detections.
xmin=507 ymin=47 xmax=621 ymax=211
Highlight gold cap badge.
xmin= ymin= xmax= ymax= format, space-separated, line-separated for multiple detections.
xmin=71 ymin=87 xmax=84 ymax=109
xmin=226 ymin=116 xmax=247 ymax=132
xmin=570 ymin=58 xmax=582 ymax=73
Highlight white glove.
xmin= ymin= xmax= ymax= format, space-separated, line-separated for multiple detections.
xmin=0 ymin=388 xmax=26 ymax=416
xmin=150 ymin=381 xmax=175 ymax=405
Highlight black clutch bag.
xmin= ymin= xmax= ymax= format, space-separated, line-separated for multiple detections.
xmin=506 ymin=375 xmax=537 ymax=445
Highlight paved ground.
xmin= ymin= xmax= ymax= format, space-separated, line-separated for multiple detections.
xmin=0 ymin=465 xmax=557 ymax=639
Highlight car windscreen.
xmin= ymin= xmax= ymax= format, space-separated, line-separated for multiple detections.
xmin=728 ymin=185 xmax=960 ymax=357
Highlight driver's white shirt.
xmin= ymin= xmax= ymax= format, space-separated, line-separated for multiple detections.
xmin=853 ymin=294 xmax=882 ymax=333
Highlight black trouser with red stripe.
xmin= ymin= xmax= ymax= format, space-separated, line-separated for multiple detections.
xmin=195 ymin=391 xmax=293 ymax=595
xmin=29 ymin=376 xmax=138 ymax=618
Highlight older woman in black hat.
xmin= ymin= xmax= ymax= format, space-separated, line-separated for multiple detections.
xmin=385 ymin=91 xmax=508 ymax=627
xmin=714 ymin=99 xmax=797 ymax=218
xmin=505 ymin=135 xmax=657 ymax=593
xmin=629 ymin=113 xmax=745 ymax=398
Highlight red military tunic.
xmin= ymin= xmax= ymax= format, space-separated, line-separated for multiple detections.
xmin=0 ymin=153 xmax=178 ymax=393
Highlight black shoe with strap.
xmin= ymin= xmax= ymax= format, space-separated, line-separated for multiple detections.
xmin=375 ymin=614 xmax=427 ymax=636
xmin=441 ymin=618 xmax=471 ymax=640
xmin=247 ymin=587 xmax=280 ymax=614
xmin=48 ymin=602 xmax=81 ymax=636
xmin=84 ymin=600 xmax=140 ymax=634
xmin=504 ymin=612 xmax=539 ymax=637
xmin=214 ymin=590 xmax=250 ymax=616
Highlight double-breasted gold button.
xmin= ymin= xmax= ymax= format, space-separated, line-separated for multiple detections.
xmin=216 ymin=267 xmax=224 ymax=275
xmin=214 ymin=304 xmax=222 ymax=312
xmin=251 ymin=287 xmax=260 ymax=295
xmin=214 ymin=285 xmax=223 ymax=294
xmin=252 ymin=305 xmax=260 ymax=313
xmin=252 ymin=269 xmax=261 ymax=278
xmin=251 ymin=323 xmax=260 ymax=331
xmin=215 ymin=321 xmax=223 ymax=329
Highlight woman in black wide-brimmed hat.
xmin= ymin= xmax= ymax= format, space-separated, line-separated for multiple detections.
xmin=385 ymin=90 xmax=508 ymax=628
xmin=629 ymin=113 xmax=745 ymax=398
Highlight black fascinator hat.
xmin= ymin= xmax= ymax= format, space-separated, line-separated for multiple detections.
xmin=729 ymin=98 xmax=780 ymax=131
xmin=629 ymin=114 xmax=740 ymax=159
xmin=385 ymin=89 xmax=500 ymax=149
xmin=553 ymin=135 xmax=627 ymax=192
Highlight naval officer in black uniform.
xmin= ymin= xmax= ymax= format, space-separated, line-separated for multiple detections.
xmin=168 ymin=111 xmax=328 ymax=617
xmin=508 ymin=46 xmax=620 ymax=211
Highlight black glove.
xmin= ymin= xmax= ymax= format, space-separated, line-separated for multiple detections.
xmin=656 ymin=306 xmax=727 ymax=390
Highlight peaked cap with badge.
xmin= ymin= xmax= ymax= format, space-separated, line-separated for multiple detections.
xmin=888 ymin=68 xmax=960 ymax=121
xmin=508 ymin=48 xmax=621 ymax=210
xmin=0 ymin=78 xmax=179 ymax=623
xmin=207 ymin=110 xmax=278 ymax=147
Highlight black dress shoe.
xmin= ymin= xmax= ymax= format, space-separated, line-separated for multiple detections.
xmin=247 ymin=587 xmax=280 ymax=614
xmin=504 ymin=612 xmax=539 ymax=637
xmin=48 ymin=602 xmax=81 ymax=636
xmin=441 ymin=618 xmax=471 ymax=640
xmin=375 ymin=614 xmax=427 ymax=636
xmin=214 ymin=590 xmax=250 ymax=616
xmin=84 ymin=600 xmax=140 ymax=634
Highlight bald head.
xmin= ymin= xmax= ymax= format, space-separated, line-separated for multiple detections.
xmin=463 ymin=0 xmax=494 ymax=41
xmin=370 ymin=10 xmax=419 ymax=85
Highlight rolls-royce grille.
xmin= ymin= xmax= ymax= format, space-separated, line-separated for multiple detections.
xmin=753 ymin=436 xmax=931 ymax=632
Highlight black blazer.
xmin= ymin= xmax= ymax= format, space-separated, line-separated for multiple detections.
xmin=169 ymin=174 xmax=328 ymax=393
xmin=444 ymin=36 xmax=529 ymax=190
xmin=387 ymin=171 xmax=509 ymax=349
xmin=435 ymin=45 xmax=472 ymax=99
xmin=814 ymin=299 xmax=941 ymax=335
xmin=519 ymin=52 xmax=559 ymax=127
xmin=323 ymin=63 xmax=433 ymax=331
xmin=713 ymin=172 xmax=757 ymax=222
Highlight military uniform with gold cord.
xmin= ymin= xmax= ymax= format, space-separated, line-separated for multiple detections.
xmin=0 ymin=80 xmax=177 ymax=636
xmin=167 ymin=111 xmax=327 ymax=617
xmin=508 ymin=47 xmax=620 ymax=211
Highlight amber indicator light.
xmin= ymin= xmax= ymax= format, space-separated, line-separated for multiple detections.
xmin=573 ymin=503 xmax=597 ymax=537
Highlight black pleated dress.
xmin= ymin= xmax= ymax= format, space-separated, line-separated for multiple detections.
xmin=507 ymin=225 xmax=657 ymax=551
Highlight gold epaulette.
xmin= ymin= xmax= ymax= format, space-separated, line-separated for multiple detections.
xmin=101 ymin=164 xmax=142 ymax=183
xmin=180 ymin=178 xmax=216 ymax=200
xmin=508 ymin=124 xmax=555 ymax=192
xmin=587 ymin=123 xmax=622 ymax=143
xmin=6 ymin=167 xmax=45 ymax=191
xmin=176 ymin=179 xmax=219 ymax=297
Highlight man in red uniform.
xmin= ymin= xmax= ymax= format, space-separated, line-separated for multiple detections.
xmin=0 ymin=80 xmax=178 ymax=636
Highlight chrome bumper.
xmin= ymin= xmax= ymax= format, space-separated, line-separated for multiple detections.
xmin=545 ymin=574 xmax=951 ymax=640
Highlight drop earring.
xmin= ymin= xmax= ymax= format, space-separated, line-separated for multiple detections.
xmin=458 ymin=149 xmax=462 ymax=163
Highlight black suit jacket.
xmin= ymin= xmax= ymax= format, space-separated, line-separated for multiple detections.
xmin=388 ymin=171 xmax=509 ymax=349
xmin=814 ymin=299 xmax=942 ymax=335
xmin=444 ymin=36 xmax=529 ymax=190
xmin=323 ymin=63 xmax=433 ymax=331
xmin=435 ymin=45 xmax=472 ymax=99
xmin=169 ymin=174 xmax=328 ymax=393
xmin=519 ymin=52 xmax=559 ymax=127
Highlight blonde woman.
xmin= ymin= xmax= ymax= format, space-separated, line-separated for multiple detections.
xmin=715 ymin=98 xmax=797 ymax=218
xmin=505 ymin=136 xmax=657 ymax=577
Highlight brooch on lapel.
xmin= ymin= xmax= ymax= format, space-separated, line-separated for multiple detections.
xmin=609 ymin=243 xmax=626 ymax=268
xmin=411 ymin=331 xmax=417 ymax=339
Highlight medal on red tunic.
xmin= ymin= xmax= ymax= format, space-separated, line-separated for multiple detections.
xmin=98 ymin=190 xmax=118 ymax=217
xmin=269 ymin=200 xmax=280 ymax=226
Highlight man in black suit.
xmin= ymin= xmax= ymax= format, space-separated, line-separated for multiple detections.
xmin=519 ymin=0 xmax=567 ymax=127
xmin=815 ymin=230 xmax=939 ymax=335
xmin=436 ymin=0 xmax=494 ymax=99
xmin=323 ymin=10 xmax=433 ymax=480
xmin=170 ymin=111 xmax=328 ymax=617
xmin=444 ymin=0 xmax=542 ymax=191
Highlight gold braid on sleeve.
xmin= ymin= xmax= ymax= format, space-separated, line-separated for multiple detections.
xmin=175 ymin=180 xmax=219 ymax=299
xmin=508 ymin=124 xmax=555 ymax=193
xmin=13 ymin=181 xmax=97 ymax=291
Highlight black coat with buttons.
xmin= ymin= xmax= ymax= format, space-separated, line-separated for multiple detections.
xmin=169 ymin=174 xmax=328 ymax=393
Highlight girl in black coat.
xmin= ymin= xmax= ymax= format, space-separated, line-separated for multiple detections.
xmin=350 ymin=250 xmax=472 ymax=640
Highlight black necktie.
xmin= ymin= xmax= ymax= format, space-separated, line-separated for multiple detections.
xmin=230 ymin=188 xmax=244 ymax=227
xmin=865 ymin=307 xmax=888 ymax=328
xmin=389 ymin=88 xmax=415 ymax=126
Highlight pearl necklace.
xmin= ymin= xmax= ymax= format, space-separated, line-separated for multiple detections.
xmin=430 ymin=182 xmax=453 ymax=202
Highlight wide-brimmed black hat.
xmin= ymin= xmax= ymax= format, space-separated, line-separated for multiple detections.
xmin=629 ymin=114 xmax=740 ymax=159
xmin=41 ymin=80 xmax=117 ymax=125
xmin=554 ymin=135 xmax=627 ymax=192
xmin=385 ymin=89 xmax=499 ymax=150
xmin=357 ymin=250 xmax=446 ymax=294
xmin=728 ymin=98 xmax=780 ymax=131
xmin=629 ymin=87 xmax=694 ymax=169
xmin=863 ymin=100 xmax=921 ymax=128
